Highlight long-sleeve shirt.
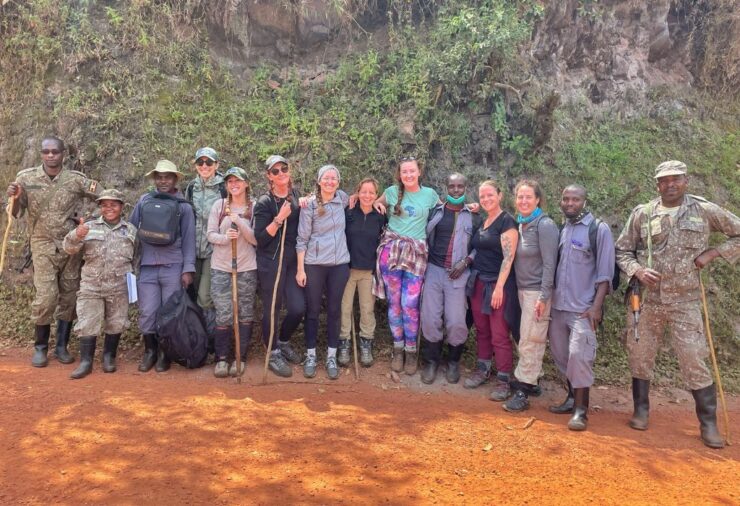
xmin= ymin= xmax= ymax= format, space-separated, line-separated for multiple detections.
xmin=252 ymin=189 xmax=301 ymax=262
xmin=129 ymin=190 xmax=196 ymax=273
xmin=345 ymin=205 xmax=386 ymax=270
xmin=186 ymin=173 xmax=225 ymax=259
xmin=206 ymin=198 xmax=257 ymax=272
xmin=296 ymin=191 xmax=350 ymax=266
xmin=514 ymin=214 xmax=559 ymax=301
xmin=426 ymin=203 xmax=480 ymax=289
xmin=552 ymin=212 xmax=615 ymax=313
xmin=616 ymin=194 xmax=740 ymax=304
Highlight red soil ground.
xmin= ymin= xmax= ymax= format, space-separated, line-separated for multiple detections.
xmin=0 ymin=348 xmax=737 ymax=505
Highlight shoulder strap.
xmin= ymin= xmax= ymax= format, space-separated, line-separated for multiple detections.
xmin=588 ymin=218 xmax=600 ymax=257
xmin=185 ymin=181 xmax=194 ymax=201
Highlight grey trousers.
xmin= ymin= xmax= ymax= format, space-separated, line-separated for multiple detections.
xmin=137 ymin=264 xmax=182 ymax=334
xmin=420 ymin=263 xmax=469 ymax=346
xmin=548 ymin=308 xmax=597 ymax=388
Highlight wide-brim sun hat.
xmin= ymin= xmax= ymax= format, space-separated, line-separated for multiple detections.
xmin=145 ymin=159 xmax=185 ymax=180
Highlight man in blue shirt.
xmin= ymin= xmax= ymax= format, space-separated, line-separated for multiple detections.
xmin=548 ymin=184 xmax=615 ymax=431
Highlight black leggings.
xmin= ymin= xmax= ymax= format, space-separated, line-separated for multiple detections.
xmin=257 ymin=254 xmax=305 ymax=350
xmin=304 ymin=264 xmax=350 ymax=349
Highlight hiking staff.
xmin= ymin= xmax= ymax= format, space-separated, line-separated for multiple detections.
xmin=0 ymin=195 xmax=15 ymax=275
xmin=230 ymin=222 xmax=242 ymax=384
xmin=350 ymin=309 xmax=360 ymax=380
xmin=699 ymin=273 xmax=731 ymax=445
xmin=262 ymin=219 xmax=288 ymax=384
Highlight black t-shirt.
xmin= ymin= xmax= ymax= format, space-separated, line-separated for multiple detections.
xmin=428 ymin=206 xmax=459 ymax=269
xmin=345 ymin=206 xmax=386 ymax=270
xmin=471 ymin=212 xmax=517 ymax=277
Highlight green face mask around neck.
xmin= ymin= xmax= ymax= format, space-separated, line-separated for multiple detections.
xmin=446 ymin=194 xmax=465 ymax=205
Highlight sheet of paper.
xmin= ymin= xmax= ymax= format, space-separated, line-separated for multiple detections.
xmin=126 ymin=272 xmax=138 ymax=304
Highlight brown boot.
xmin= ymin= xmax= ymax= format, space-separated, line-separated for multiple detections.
xmin=391 ymin=348 xmax=404 ymax=373
xmin=404 ymin=350 xmax=418 ymax=375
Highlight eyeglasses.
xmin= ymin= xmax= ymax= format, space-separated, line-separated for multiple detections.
xmin=269 ymin=165 xmax=290 ymax=175
xmin=40 ymin=149 xmax=62 ymax=155
xmin=195 ymin=159 xmax=215 ymax=167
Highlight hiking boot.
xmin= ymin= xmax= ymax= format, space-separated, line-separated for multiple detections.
xmin=337 ymin=339 xmax=351 ymax=367
xmin=489 ymin=376 xmax=511 ymax=402
xmin=359 ymin=337 xmax=374 ymax=367
xmin=446 ymin=361 xmax=461 ymax=384
xmin=692 ymin=384 xmax=725 ymax=449
xmin=138 ymin=333 xmax=158 ymax=372
xmin=421 ymin=361 xmax=438 ymax=384
xmin=464 ymin=362 xmax=491 ymax=389
xmin=31 ymin=324 xmax=51 ymax=368
xmin=522 ymin=382 xmax=542 ymax=397
xmin=214 ymin=360 xmax=229 ymax=378
xmin=102 ymin=334 xmax=120 ymax=373
xmin=229 ymin=360 xmax=246 ymax=377
xmin=268 ymin=350 xmax=292 ymax=378
xmin=549 ymin=380 xmax=575 ymax=414
xmin=303 ymin=354 xmax=318 ymax=378
xmin=155 ymin=349 xmax=171 ymax=373
xmin=404 ymin=351 xmax=418 ymax=375
xmin=391 ymin=348 xmax=404 ymax=373
xmin=54 ymin=320 xmax=75 ymax=364
xmin=629 ymin=377 xmax=650 ymax=431
xmin=503 ymin=390 xmax=530 ymax=412
xmin=326 ymin=356 xmax=339 ymax=380
xmin=70 ymin=336 xmax=96 ymax=380
xmin=279 ymin=340 xmax=302 ymax=365
xmin=567 ymin=388 xmax=590 ymax=431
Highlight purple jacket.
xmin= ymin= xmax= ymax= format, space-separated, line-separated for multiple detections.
xmin=130 ymin=190 xmax=196 ymax=273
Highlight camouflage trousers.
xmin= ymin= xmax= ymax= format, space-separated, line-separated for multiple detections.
xmin=73 ymin=289 xmax=130 ymax=336
xmin=210 ymin=269 xmax=257 ymax=327
xmin=625 ymin=299 xmax=713 ymax=390
xmin=31 ymin=246 xmax=82 ymax=325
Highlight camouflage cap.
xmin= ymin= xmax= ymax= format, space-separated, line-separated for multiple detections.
xmin=195 ymin=147 xmax=219 ymax=161
xmin=95 ymin=188 xmax=126 ymax=204
xmin=654 ymin=160 xmax=687 ymax=179
xmin=265 ymin=155 xmax=289 ymax=171
xmin=145 ymin=159 xmax=185 ymax=180
xmin=224 ymin=166 xmax=248 ymax=181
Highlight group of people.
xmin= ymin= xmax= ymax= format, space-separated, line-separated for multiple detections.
xmin=6 ymin=137 xmax=739 ymax=450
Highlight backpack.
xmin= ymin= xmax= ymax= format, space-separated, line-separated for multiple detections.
xmin=588 ymin=218 xmax=621 ymax=291
xmin=137 ymin=191 xmax=192 ymax=245
xmin=156 ymin=288 xmax=208 ymax=368
xmin=185 ymin=175 xmax=227 ymax=202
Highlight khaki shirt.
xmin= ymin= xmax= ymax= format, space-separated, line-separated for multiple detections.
xmin=15 ymin=165 xmax=102 ymax=250
xmin=62 ymin=217 xmax=137 ymax=293
xmin=616 ymin=194 xmax=740 ymax=303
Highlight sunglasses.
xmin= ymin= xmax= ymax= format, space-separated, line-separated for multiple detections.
xmin=195 ymin=159 xmax=216 ymax=167
xmin=40 ymin=149 xmax=63 ymax=155
xmin=399 ymin=155 xmax=417 ymax=162
xmin=269 ymin=165 xmax=290 ymax=175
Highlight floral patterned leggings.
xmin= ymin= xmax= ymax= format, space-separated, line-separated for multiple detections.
xmin=378 ymin=244 xmax=424 ymax=352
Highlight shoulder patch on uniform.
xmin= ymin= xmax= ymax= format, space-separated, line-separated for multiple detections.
xmin=88 ymin=180 xmax=98 ymax=193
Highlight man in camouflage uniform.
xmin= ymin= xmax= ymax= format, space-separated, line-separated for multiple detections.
xmin=6 ymin=136 xmax=102 ymax=367
xmin=62 ymin=189 xmax=136 ymax=379
xmin=616 ymin=160 xmax=740 ymax=449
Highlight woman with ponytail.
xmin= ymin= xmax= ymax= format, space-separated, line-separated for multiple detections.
xmin=206 ymin=167 xmax=257 ymax=377
xmin=295 ymin=164 xmax=350 ymax=379
xmin=372 ymin=157 xmax=440 ymax=375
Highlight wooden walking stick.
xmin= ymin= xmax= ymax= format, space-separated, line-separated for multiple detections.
xmin=350 ymin=307 xmax=360 ymax=380
xmin=230 ymin=223 xmax=242 ymax=384
xmin=262 ymin=219 xmax=288 ymax=384
xmin=699 ymin=273 xmax=731 ymax=445
xmin=0 ymin=195 xmax=16 ymax=275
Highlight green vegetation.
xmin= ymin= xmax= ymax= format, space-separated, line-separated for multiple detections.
xmin=0 ymin=0 xmax=737 ymax=389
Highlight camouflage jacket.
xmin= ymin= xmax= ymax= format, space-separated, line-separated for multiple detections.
xmin=616 ymin=194 xmax=740 ymax=303
xmin=14 ymin=165 xmax=101 ymax=250
xmin=62 ymin=217 xmax=137 ymax=293
xmin=186 ymin=174 xmax=225 ymax=259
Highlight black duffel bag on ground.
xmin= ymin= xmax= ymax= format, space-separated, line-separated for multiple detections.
xmin=156 ymin=288 xmax=208 ymax=368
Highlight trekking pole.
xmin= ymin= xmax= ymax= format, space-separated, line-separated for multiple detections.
xmin=699 ymin=273 xmax=731 ymax=445
xmin=350 ymin=307 xmax=360 ymax=380
xmin=230 ymin=223 xmax=242 ymax=384
xmin=262 ymin=220 xmax=288 ymax=384
xmin=0 ymin=195 xmax=15 ymax=275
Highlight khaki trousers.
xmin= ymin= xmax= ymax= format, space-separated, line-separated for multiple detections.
xmin=340 ymin=269 xmax=376 ymax=340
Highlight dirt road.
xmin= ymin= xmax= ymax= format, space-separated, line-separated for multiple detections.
xmin=1 ymin=349 xmax=737 ymax=505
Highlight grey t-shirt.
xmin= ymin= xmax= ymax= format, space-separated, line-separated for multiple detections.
xmin=514 ymin=214 xmax=559 ymax=301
